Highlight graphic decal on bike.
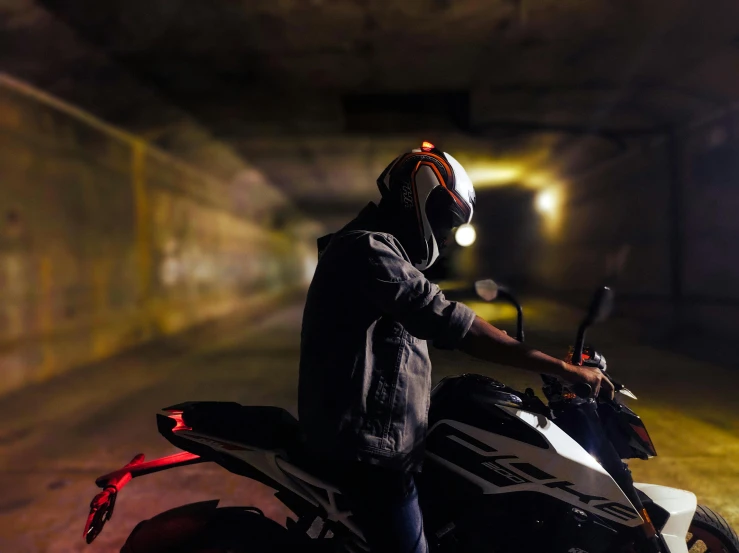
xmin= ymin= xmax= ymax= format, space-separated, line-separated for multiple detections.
xmin=177 ymin=431 xmax=370 ymax=549
xmin=426 ymin=420 xmax=642 ymax=526
xmin=276 ymin=459 xmax=368 ymax=544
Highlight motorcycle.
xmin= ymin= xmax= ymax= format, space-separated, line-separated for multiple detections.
xmin=83 ymin=281 xmax=739 ymax=553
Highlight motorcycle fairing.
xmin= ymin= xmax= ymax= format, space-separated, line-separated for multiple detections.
xmin=635 ymin=483 xmax=697 ymax=553
xmin=426 ymin=406 xmax=644 ymax=528
xmin=178 ymin=429 xmax=321 ymax=505
xmin=165 ymin=414 xmax=366 ymax=551
xmin=275 ymin=458 xmax=367 ymax=543
xmin=599 ymin=401 xmax=658 ymax=460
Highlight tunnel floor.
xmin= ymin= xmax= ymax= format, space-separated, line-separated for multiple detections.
xmin=0 ymin=297 xmax=738 ymax=552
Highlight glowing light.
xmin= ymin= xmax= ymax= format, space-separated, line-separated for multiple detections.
xmin=536 ymin=189 xmax=557 ymax=214
xmin=455 ymin=224 xmax=476 ymax=247
xmin=168 ymin=412 xmax=192 ymax=432
xmin=421 ymin=141 xmax=435 ymax=151
xmin=466 ymin=165 xmax=521 ymax=186
xmin=526 ymin=173 xmax=553 ymax=189
xmin=534 ymin=185 xmax=566 ymax=239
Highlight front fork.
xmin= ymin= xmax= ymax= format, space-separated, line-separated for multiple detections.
xmin=553 ymin=400 xmax=664 ymax=553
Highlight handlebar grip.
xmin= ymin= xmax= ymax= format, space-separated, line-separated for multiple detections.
xmin=571 ymin=382 xmax=593 ymax=398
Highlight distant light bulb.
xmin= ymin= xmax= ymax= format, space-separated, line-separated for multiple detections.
xmin=536 ymin=189 xmax=557 ymax=214
xmin=455 ymin=224 xmax=476 ymax=247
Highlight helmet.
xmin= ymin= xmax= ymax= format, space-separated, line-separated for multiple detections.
xmin=376 ymin=141 xmax=476 ymax=271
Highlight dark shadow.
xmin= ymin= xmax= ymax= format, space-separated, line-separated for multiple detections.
xmin=121 ymin=501 xmax=308 ymax=553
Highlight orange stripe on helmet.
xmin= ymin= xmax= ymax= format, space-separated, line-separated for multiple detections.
xmin=414 ymin=157 xmax=470 ymax=218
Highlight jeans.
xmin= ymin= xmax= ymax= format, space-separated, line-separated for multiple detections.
xmin=336 ymin=463 xmax=429 ymax=553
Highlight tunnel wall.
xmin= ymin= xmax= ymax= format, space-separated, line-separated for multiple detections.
xmin=532 ymin=143 xmax=673 ymax=298
xmin=0 ymin=76 xmax=309 ymax=397
xmin=531 ymin=108 xmax=739 ymax=342
xmin=676 ymin=109 xmax=739 ymax=339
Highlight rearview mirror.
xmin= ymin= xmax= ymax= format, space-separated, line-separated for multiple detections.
xmin=586 ymin=286 xmax=614 ymax=325
xmin=474 ymin=279 xmax=499 ymax=302
xmin=572 ymin=286 xmax=615 ymax=366
xmin=474 ymin=279 xmax=524 ymax=342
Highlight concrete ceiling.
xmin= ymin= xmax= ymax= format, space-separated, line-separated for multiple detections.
xmin=3 ymin=0 xmax=739 ymax=227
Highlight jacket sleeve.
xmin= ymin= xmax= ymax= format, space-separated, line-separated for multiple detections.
xmin=360 ymin=233 xmax=476 ymax=349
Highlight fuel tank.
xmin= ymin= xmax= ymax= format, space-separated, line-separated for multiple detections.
xmin=423 ymin=375 xmax=643 ymax=530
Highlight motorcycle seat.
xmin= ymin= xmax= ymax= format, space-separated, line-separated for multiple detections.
xmin=171 ymin=402 xmax=302 ymax=452
xmin=165 ymin=401 xmax=342 ymax=485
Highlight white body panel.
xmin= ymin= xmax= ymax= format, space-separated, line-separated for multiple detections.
xmin=635 ymin=483 xmax=697 ymax=553
xmin=276 ymin=458 xmax=366 ymax=540
xmin=427 ymin=406 xmax=643 ymax=527
xmin=177 ymin=430 xmax=370 ymax=548
xmin=175 ymin=407 xmax=703 ymax=553
xmin=176 ymin=430 xmax=319 ymax=507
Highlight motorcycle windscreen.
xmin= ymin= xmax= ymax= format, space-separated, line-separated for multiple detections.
xmin=599 ymin=402 xmax=657 ymax=460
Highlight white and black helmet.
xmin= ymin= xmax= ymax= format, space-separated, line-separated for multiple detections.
xmin=377 ymin=141 xmax=476 ymax=271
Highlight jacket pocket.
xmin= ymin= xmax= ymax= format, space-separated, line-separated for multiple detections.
xmin=365 ymin=317 xmax=405 ymax=450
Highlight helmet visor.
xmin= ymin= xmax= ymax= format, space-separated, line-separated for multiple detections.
xmin=426 ymin=187 xmax=469 ymax=251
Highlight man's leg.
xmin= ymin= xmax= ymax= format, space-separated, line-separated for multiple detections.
xmin=338 ymin=463 xmax=428 ymax=553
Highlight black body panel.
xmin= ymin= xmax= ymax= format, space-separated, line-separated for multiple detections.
xmin=173 ymin=402 xmax=302 ymax=452
xmin=636 ymin=488 xmax=670 ymax=532
xmin=416 ymin=482 xmax=625 ymax=553
xmin=429 ymin=375 xmax=550 ymax=449
xmin=599 ymin=401 xmax=657 ymax=460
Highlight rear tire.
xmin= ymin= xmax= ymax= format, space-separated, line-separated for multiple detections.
xmin=121 ymin=501 xmax=312 ymax=553
xmin=687 ymin=504 xmax=739 ymax=553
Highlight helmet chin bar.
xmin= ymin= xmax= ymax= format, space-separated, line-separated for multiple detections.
xmin=412 ymin=164 xmax=444 ymax=271
xmin=414 ymin=234 xmax=440 ymax=272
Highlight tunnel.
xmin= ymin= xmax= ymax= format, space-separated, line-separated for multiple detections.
xmin=1 ymin=1 xmax=738 ymax=552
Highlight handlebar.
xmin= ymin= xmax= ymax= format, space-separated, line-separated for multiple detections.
xmin=571 ymin=382 xmax=593 ymax=399
xmin=541 ymin=373 xmax=593 ymax=400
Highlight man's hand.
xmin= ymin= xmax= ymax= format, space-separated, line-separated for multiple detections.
xmin=561 ymin=364 xmax=615 ymax=400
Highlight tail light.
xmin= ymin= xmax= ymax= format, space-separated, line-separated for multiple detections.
xmin=167 ymin=411 xmax=192 ymax=432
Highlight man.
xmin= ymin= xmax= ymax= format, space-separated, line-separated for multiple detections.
xmin=298 ymin=142 xmax=613 ymax=553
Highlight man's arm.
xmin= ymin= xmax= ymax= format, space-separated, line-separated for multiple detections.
xmin=460 ymin=315 xmax=614 ymax=399
xmin=359 ymin=234 xmax=612 ymax=398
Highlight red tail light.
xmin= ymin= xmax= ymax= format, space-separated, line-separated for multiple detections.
xmin=168 ymin=412 xmax=192 ymax=432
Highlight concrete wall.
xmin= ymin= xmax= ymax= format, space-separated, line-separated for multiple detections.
xmin=0 ymin=76 xmax=310 ymax=396
xmin=528 ymin=106 xmax=739 ymax=343
xmin=676 ymin=109 xmax=739 ymax=339
xmin=531 ymin=142 xmax=672 ymax=297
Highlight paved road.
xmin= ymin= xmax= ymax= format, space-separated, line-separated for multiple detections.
xmin=0 ymin=297 xmax=737 ymax=552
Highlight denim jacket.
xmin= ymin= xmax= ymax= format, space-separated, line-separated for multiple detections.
xmin=298 ymin=204 xmax=476 ymax=472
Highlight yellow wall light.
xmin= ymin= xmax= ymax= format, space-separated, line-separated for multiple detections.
xmin=535 ymin=188 xmax=558 ymax=215
xmin=534 ymin=185 xmax=566 ymax=238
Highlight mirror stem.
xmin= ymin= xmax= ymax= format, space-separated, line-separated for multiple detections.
xmin=498 ymin=289 xmax=525 ymax=343
xmin=572 ymin=323 xmax=587 ymax=365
